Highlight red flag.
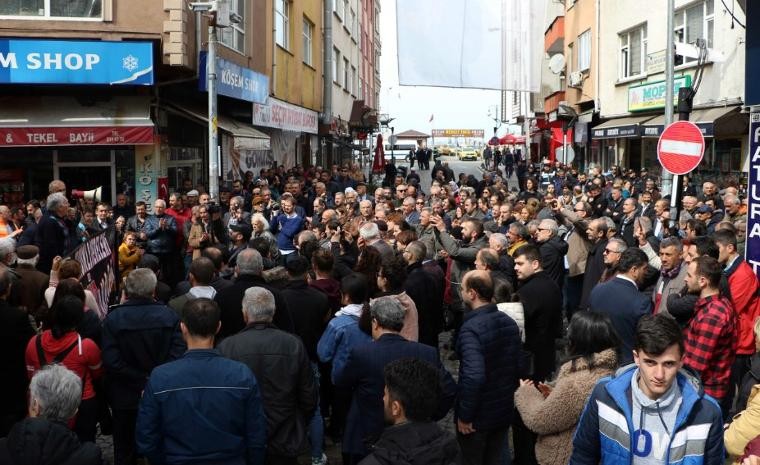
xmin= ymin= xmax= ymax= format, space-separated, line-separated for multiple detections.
xmin=372 ymin=134 xmax=386 ymax=173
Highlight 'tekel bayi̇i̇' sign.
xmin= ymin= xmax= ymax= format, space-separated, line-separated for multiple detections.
xmin=0 ymin=39 xmax=153 ymax=85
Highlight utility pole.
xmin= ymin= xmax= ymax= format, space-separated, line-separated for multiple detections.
xmin=662 ymin=0 xmax=677 ymax=219
xmin=208 ymin=25 xmax=219 ymax=202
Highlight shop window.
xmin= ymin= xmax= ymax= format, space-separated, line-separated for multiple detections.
xmin=674 ymin=0 xmax=713 ymax=66
xmin=1 ymin=0 xmax=103 ymax=18
xmin=56 ymin=147 xmax=111 ymax=163
xmin=220 ymin=0 xmax=245 ymax=54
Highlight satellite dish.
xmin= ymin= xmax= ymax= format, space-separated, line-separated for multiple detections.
xmin=548 ymin=54 xmax=566 ymax=75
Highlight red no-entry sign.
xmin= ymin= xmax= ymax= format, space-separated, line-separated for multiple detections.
xmin=657 ymin=121 xmax=705 ymax=175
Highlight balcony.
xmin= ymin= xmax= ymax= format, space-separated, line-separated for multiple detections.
xmin=544 ymin=90 xmax=566 ymax=115
xmin=544 ymin=15 xmax=564 ymax=54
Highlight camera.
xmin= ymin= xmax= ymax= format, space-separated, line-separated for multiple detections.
xmin=207 ymin=203 xmax=221 ymax=215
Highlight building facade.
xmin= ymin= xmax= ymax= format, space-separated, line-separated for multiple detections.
xmin=595 ymin=0 xmax=746 ymax=180
xmin=0 ymin=0 xmax=325 ymax=209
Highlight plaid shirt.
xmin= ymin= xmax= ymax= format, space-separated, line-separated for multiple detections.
xmin=683 ymin=294 xmax=737 ymax=400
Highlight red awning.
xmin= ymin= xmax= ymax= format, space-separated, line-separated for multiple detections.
xmin=498 ymin=134 xmax=526 ymax=145
xmin=0 ymin=96 xmax=154 ymax=147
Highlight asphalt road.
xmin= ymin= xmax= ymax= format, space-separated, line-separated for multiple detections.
xmin=391 ymin=155 xmax=486 ymax=194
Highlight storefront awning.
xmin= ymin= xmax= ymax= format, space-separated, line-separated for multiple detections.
xmin=592 ymin=115 xmax=656 ymax=139
xmin=165 ymin=104 xmax=270 ymax=150
xmin=641 ymin=106 xmax=742 ymax=138
xmin=0 ymin=96 xmax=154 ymax=147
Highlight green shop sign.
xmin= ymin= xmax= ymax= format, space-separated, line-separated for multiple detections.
xmin=628 ymin=75 xmax=692 ymax=112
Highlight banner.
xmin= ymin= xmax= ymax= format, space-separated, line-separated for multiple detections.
xmin=71 ymin=233 xmax=116 ymax=320
xmin=0 ymin=126 xmax=154 ymax=147
xmin=222 ymin=133 xmax=275 ymax=182
xmin=396 ymin=0 xmax=544 ymax=92
xmin=199 ymin=52 xmax=269 ymax=104
xmin=0 ymin=38 xmax=153 ymax=85
xmin=252 ymin=97 xmax=318 ymax=134
xmin=748 ymin=112 xmax=760 ymax=275
xmin=431 ymin=129 xmax=485 ymax=138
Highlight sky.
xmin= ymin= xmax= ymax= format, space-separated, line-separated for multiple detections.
xmin=378 ymin=0 xmax=508 ymax=143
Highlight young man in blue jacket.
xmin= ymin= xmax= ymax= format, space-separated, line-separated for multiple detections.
xmin=136 ymin=298 xmax=267 ymax=465
xmin=570 ymin=313 xmax=725 ymax=465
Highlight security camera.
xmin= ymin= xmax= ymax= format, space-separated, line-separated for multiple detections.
xmin=229 ymin=12 xmax=243 ymax=24
xmin=189 ymin=2 xmax=214 ymax=12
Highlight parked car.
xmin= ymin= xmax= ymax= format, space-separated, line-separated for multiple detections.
xmin=457 ymin=146 xmax=479 ymax=161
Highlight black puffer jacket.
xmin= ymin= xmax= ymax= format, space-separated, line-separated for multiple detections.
xmin=0 ymin=417 xmax=102 ymax=465
xmin=359 ymin=421 xmax=460 ymax=465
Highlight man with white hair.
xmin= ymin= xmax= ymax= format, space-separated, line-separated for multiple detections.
xmin=0 ymin=365 xmax=101 ymax=463
xmin=359 ymin=221 xmax=394 ymax=264
xmin=219 ymin=287 xmax=317 ymax=465
xmin=35 ymin=192 xmax=78 ymax=273
xmin=102 ymin=268 xmax=186 ymax=465
xmin=724 ymin=194 xmax=746 ymax=224
xmin=13 ymin=245 xmax=48 ymax=315
xmin=333 ymin=296 xmax=456 ymax=464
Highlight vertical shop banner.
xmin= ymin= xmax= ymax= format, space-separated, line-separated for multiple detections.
xmin=136 ymin=152 xmax=158 ymax=213
xmin=71 ymin=233 xmax=115 ymax=320
xmin=747 ymin=112 xmax=760 ymax=276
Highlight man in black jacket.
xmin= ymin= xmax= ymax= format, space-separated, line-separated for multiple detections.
xmin=214 ymin=248 xmax=294 ymax=341
xmin=102 ymin=268 xmax=186 ymax=465
xmin=513 ymin=245 xmax=563 ymax=465
xmin=580 ymin=218 xmax=609 ymax=310
xmin=359 ymin=358 xmax=460 ymax=465
xmin=402 ymin=241 xmax=444 ymax=349
xmin=534 ymin=219 xmax=568 ymax=291
xmin=219 ymin=287 xmax=317 ymax=465
xmin=34 ymin=192 xmax=78 ymax=273
xmin=456 ymin=270 xmax=520 ymax=465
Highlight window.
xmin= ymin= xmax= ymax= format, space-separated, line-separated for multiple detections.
xmin=344 ymin=0 xmax=349 ymax=24
xmin=302 ymin=17 xmax=313 ymax=66
xmin=220 ymin=0 xmax=245 ymax=53
xmin=359 ymin=79 xmax=364 ymax=99
xmin=674 ymin=0 xmax=714 ymax=65
xmin=275 ymin=0 xmax=290 ymax=49
xmin=375 ymin=8 xmax=380 ymax=33
xmin=351 ymin=9 xmax=358 ymax=39
xmin=333 ymin=48 xmax=340 ymax=83
xmin=567 ymin=42 xmax=573 ymax=73
xmin=0 ymin=0 xmax=102 ymax=18
xmin=335 ymin=0 xmax=344 ymax=19
xmin=343 ymin=57 xmax=349 ymax=89
xmin=619 ymin=24 xmax=646 ymax=78
xmin=350 ymin=66 xmax=356 ymax=95
xmin=577 ymin=29 xmax=591 ymax=71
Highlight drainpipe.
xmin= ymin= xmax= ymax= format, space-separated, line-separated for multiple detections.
xmin=272 ymin=3 xmax=277 ymax=96
xmin=594 ymin=0 xmax=601 ymax=114
xmin=322 ymin=0 xmax=334 ymax=163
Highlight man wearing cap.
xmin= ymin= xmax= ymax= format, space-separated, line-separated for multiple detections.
xmin=185 ymin=190 xmax=199 ymax=208
xmin=355 ymin=182 xmax=372 ymax=203
xmin=696 ymin=205 xmax=720 ymax=234
xmin=13 ymin=245 xmax=48 ymax=316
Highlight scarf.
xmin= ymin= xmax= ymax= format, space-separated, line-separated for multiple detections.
xmin=660 ymin=263 xmax=681 ymax=280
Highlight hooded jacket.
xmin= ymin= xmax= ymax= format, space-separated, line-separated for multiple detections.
xmin=358 ymin=421 xmax=460 ymax=465
xmin=0 ymin=417 xmax=102 ymax=465
xmin=570 ymin=364 xmax=725 ymax=465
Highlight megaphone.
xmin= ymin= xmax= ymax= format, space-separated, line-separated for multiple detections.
xmin=71 ymin=186 xmax=102 ymax=202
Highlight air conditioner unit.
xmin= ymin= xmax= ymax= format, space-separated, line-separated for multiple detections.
xmin=213 ymin=0 xmax=234 ymax=28
xmin=568 ymin=71 xmax=583 ymax=88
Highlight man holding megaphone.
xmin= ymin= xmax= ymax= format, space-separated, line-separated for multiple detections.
xmin=71 ymin=186 xmax=103 ymax=203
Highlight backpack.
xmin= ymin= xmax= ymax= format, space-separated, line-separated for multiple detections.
xmin=35 ymin=334 xmax=79 ymax=368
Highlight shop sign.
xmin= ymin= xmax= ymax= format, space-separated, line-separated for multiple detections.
xmin=431 ymin=129 xmax=485 ymax=138
xmin=0 ymin=126 xmax=154 ymax=147
xmin=592 ymin=125 xmax=640 ymax=139
xmin=0 ymin=38 xmax=153 ymax=85
xmin=642 ymin=122 xmax=714 ymax=138
xmin=628 ymin=76 xmax=692 ymax=112
xmin=646 ymin=50 xmax=666 ymax=74
xmin=252 ymin=97 xmax=318 ymax=134
xmin=747 ymin=111 xmax=760 ymax=276
xmin=199 ymin=52 xmax=268 ymax=104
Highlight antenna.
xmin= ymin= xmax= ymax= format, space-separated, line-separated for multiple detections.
xmin=548 ymin=54 xmax=566 ymax=75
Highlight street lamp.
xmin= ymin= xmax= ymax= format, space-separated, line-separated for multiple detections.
xmin=188 ymin=0 xmax=240 ymax=202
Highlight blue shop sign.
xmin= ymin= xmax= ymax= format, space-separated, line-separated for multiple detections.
xmin=0 ymin=39 xmax=153 ymax=85
xmin=199 ymin=52 xmax=268 ymax=104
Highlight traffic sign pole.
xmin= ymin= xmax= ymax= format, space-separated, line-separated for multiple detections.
xmin=658 ymin=119 xmax=705 ymax=228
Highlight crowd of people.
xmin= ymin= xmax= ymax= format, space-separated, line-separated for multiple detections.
xmin=0 ymin=155 xmax=758 ymax=465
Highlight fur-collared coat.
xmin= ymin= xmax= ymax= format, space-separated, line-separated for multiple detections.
xmin=514 ymin=348 xmax=618 ymax=465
